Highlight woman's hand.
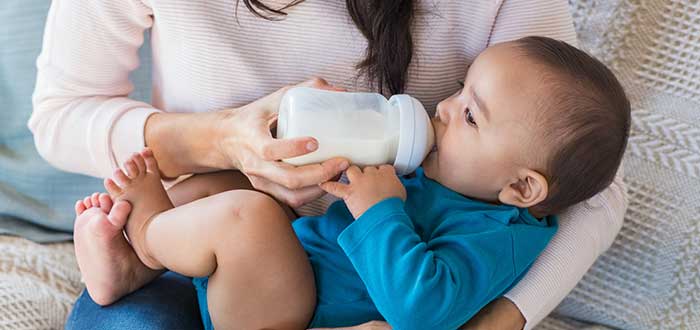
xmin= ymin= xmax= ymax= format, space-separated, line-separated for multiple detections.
xmin=320 ymin=165 xmax=407 ymax=219
xmin=215 ymin=78 xmax=350 ymax=207
xmin=460 ymin=297 xmax=526 ymax=330
xmin=146 ymin=77 xmax=350 ymax=207
xmin=308 ymin=298 xmax=524 ymax=330
xmin=306 ymin=298 xmax=523 ymax=330
xmin=310 ymin=320 xmax=392 ymax=330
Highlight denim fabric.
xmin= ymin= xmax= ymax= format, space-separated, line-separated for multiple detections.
xmin=0 ymin=1 xmax=152 ymax=242
xmin=65 ymin=272 xmax=203 ymax=330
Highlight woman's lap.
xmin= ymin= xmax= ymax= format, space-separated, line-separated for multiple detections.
xmin=66 ymin=271 xmax=203 ymax=330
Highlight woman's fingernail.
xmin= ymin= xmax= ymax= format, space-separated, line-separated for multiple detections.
xmin=338 ymin=161 xmax=349 ymax=171
xmin=306 ymin=141 xmax=317 ymax=151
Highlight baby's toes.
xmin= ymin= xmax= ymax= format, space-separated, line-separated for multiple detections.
xmin=107 ymin=200 xmax=131 ymax=229
xmin=98 ymin=193 xmax=113 ymax=214
xmin=90 ymin=192 xmax=100 ymax=208
xmin=75 ymin=199 xmax=87 ymax=216
xmin=82 ymin=196 xmax=93 ymax=209
xmin=104 ymin=178 xmax=122 ymax=196
xmin=132 ymin=152 xmax=146 ymax=174
xmin=140 ymin=148 xmax=160 ymax=174
xmin=112 ymin=168 xmax=132 ymax=188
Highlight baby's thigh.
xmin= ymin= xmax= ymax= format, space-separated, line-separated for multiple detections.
xmin=167 ymin=171 xmax=298 ymax=220
xmin=166 ymin=170 xmax=253 ymax=207
xmin=204 ymin=190 xmax=315 ymax=329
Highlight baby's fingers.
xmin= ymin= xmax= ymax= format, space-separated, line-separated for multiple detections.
xmin=319 ymin=181 xmax=351 ymax=199
xmin=346 ymin=165 xmax=362 ymax=182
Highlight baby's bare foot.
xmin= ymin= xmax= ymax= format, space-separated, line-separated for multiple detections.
xmin=73 ymin=192 xmax=162 ymax=305
xmin=105 ymin=148 xmax=174 ymax=270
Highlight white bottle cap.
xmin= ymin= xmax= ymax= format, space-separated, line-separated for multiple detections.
xmin=390 ymin=94 xmax=435 ymax=176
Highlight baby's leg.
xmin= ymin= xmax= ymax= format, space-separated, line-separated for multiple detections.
xmin=165 ymin=170 xmax=298 ymax=220
xmin=73 ymin=159 xmax=294 ymax=306
xmin=167 ymin=170 xmax=253 ymax=206
xmin=107 ymin=150 xmax=316 ymax=329
xmin=151 ymin=191 xmax=316 ymax=329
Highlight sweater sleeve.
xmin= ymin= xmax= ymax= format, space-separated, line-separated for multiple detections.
xmin=29 ymin=0 xmax=161 ymax=178
xmin=338 ymin=198 xmax=525 ymax=330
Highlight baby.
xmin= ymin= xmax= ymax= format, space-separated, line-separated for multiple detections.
xmin=74 ymin=36 xmax=630 ymax=329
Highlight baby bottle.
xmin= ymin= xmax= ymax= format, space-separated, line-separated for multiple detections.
xmin=276 ymin=87 xmax=435 ymax=175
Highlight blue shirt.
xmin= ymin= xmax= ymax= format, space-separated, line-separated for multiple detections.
xmin=327 ymin=167 xmax=558 ymax=329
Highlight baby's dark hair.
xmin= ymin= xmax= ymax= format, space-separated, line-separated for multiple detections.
xmin=513 ymin=36 xmax=631 ymax=216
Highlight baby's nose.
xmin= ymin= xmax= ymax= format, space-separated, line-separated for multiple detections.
xmin=435 ymin=104 xmax=449 ymax=124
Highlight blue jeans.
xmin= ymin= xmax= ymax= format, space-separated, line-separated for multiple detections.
xmin=65 ymin=272 xmax=203 ymax=330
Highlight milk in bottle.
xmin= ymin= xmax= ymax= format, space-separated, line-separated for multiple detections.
xmin=276 ymin=87 xmax=434 ymax=175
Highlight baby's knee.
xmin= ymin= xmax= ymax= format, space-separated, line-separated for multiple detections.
xmin=211 ymin=190 xmax=288 ymax=228
xmin=210 ymin=188 xmax=273 ymax=210
xmin=234 ymin=191 xmax=290 ymax=223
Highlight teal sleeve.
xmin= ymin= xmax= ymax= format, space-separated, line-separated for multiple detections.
xmin=337 ymin=197 xmax=517 ymax=330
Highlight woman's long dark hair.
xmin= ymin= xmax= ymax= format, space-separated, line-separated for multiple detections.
xmin=236 ymin=0 xmax=415 ymax=95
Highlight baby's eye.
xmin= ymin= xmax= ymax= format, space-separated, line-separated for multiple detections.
xmin=465 ymin=108 xmax=477 ymax=127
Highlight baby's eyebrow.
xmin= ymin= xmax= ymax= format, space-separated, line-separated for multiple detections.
xmin=470 ymin=86 xmax=491 ymax=123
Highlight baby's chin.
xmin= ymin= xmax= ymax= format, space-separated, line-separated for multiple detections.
xmin=421 ymin=150 xmax=439 ymax=180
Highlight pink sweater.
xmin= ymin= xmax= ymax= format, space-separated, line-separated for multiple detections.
xmin=30 ymin=0 xmax=627 ymax=328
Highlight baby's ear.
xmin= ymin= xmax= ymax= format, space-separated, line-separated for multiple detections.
xmin=498 ymin=169 xmax=548 ymax=209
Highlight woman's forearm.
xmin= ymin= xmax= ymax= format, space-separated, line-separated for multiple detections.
xmin=461 ymin=298 xmax=525 ymax=330
xmin=29 ymin=93 xmax=159 ymax=178
xmin=145 ymin=111 xmax=232 ymax=178
xmin=30 ymin=0 xmax=158 ymax=178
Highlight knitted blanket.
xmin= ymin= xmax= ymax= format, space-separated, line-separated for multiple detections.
xmin=540 ymin=0 xmax=700 ymax=329
xmin=1 ymin=0 xmax=699 ymax=329
xmin=0 ymin=237 xmax=80 ymax=329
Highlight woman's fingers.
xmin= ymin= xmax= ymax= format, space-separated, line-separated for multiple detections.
xmin=219 ymin=77 xmax=352 ymax=204
xmin=296 ymin=77 xmax=330 ymax=89
xmin=257 ymin=136 xmax=319 ymax=161
xmin=308 ymin=320 xmax=392 ymax=330
xmin=248 ymin=175 xmax=326 ymax=208
xmin=296 ymin=77 xmax=346 ymax=92
xmin=251 ymin=157 xmax=350 ymax=190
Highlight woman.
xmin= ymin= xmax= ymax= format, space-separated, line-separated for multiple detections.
xmin=30 ymin=0 xmax=627 ymax=329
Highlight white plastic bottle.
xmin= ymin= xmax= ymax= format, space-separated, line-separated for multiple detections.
xmin=276 ymin=87 xmax=435 ymax=175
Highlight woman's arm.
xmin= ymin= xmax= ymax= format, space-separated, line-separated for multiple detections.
xmin=144 ymin=80 xmax=349 ymax=207
xmin=29 ymin=0 xmax=158 ymax=178
xmin=28 ymin=0 xmax=258 ymax=179
xmin=29 ymin=0 xmax=346 ymax=206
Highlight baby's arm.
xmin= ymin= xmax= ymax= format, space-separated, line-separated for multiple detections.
xmin=336 ymin=197 xmax=533 ymax=330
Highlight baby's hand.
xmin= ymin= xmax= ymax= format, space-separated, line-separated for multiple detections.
xmin=320 ymin=165 xmax=406 ymax=219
